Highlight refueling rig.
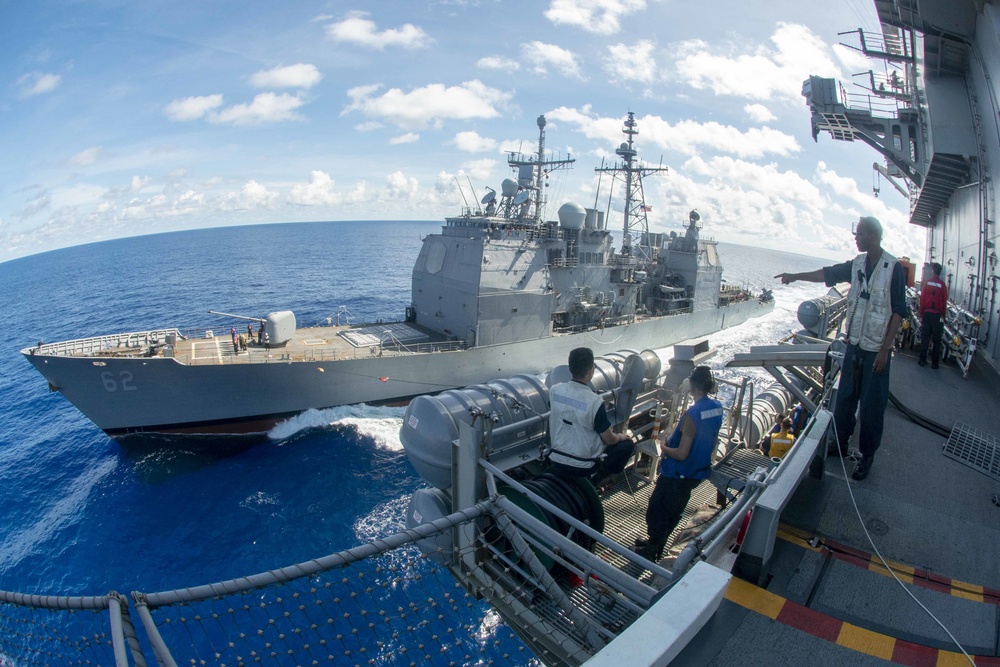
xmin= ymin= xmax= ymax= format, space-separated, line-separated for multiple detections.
xmin=398 ymin=292 xmax=850 ymax=665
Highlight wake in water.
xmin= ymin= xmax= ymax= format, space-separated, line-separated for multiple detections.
xmin=269 ymin=404 xmax=407 ymax=450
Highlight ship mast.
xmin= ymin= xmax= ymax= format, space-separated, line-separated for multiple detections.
xmin=595 ymin=112 xmax=669 ymax=260
xmin=507 ymin=115 xmax=575 ymax=224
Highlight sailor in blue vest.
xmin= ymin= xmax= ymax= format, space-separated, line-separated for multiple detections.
xmin=548 ymin=347 xmax=635 ymax=484
xmin=775 ymin=216 xmax=906 ymax=481
xmin=636 ymin=366 xmax=723 ymax=561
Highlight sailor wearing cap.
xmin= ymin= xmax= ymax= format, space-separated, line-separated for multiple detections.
xmin=774 ymin=215 xmax=907 ymax=481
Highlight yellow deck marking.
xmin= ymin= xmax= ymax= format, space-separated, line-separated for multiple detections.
xmin=777 ymin=524 xmax=995 ymax=602
xmin=776 ymin=525 xmax=823 ymax=552
xmin=950 ymin=588 xmax=984 ymax=603
xmin=935 ymin=650 xmax=976 ymax=666
xmin=869 ymin=561 xmax=914 ymax=584
xmin=724 ymin=577 xmax=784 ymax=619
xmin=877 ymin=557 xmax=915 ymax=575
xmin=836 ymin=623 xmax=895 ymax=660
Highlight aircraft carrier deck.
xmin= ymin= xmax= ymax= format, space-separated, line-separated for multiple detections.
xmin=664 ymin=346 xmax=1000 ymax=665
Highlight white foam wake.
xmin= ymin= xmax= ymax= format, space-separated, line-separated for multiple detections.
xmin=268 ymin=404 xmax=406 ymax=450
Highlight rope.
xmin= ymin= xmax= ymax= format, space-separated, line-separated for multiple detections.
xmin=829 ymin=419 xmax=974 ymax=664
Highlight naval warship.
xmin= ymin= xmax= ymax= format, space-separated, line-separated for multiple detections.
xmin=21 ymin=112 xmax=773 ymax=437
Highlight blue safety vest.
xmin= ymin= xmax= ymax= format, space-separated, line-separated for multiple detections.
xmin=661 ymin=396 xmax=724 ymax=479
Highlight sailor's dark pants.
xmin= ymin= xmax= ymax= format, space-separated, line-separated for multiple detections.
xmin=644 ymin=475 xmax=701 ymax=547
xmin=834 ymin=343 xmax=892 ymax=458
xmin=919 ymin=312 xmax=944 ymax=364
xmin=550 ymin=440 xmax=634 ymax=481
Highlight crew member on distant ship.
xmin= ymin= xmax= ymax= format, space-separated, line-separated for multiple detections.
xmin=918 ymin=262 xmax=948 ymax=369
xmin=548 ymin=347 xmax=635 ymax=485
xmin=774 ymin=216 xmax=906 ymax=481
xmin=635 ymin=366 xmax=723 ymax=562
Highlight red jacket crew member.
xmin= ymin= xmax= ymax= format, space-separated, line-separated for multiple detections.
xmin=918 ymin=262 xmax=948 ymax=368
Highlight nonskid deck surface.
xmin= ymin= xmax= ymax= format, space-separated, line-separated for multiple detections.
xmin=33 ymin=321 xmax=453 ymax=365
xmin=670 ymin=347 xmax=1000 ymax=665
xmin=173 ymin=322 xmax=453 ymax=364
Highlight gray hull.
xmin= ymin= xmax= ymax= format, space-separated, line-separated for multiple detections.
xmin=24 ymin=299 xmax=771 ymax=435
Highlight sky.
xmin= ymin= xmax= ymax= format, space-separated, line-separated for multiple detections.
xmin=0 ymin=0 xmax=922 ymax=265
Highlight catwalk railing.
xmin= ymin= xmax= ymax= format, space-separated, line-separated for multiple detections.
xmin=2 ymin=346 xmax=836 ymax=666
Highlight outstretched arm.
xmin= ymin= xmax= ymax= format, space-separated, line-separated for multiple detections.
xmin=774 ymin=268 xmax=826 ymax=285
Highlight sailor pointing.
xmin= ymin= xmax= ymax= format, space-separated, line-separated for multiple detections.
xmin=774 ymin=216 xmax=906 ymax=481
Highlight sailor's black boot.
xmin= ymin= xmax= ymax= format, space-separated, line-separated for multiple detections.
xmin=852 ymin=454 xmax=874 ymax=480
xmin=636 ymin=539 xmax=665 ymax=562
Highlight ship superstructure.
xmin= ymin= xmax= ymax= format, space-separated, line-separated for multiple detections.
xmin=803 ymin=0 xmax=1000 ymax=374
xmin=21 ymin=113 xmax=772 ymax=437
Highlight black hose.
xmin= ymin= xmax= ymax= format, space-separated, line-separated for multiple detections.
xmin=888 ymin=390 xmax=952 ymax=438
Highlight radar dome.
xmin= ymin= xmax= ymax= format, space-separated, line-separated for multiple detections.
xmin=501 ymin=179 xmax=519 ymax=196
xmin=558 ymin=202 xmax=586 ymax=229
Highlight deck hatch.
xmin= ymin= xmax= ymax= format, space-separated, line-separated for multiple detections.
xmin=942 ymin=421 xmax=1000 ymax=481
xmin=339 ymin=323 xmax=429 ymax=348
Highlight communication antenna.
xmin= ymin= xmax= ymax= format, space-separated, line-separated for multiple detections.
xmin=454 ymin=176 xmax=470 ymax=208
xmin=595 ymin=111 xmax=669 ymax=261
xmin=467 ymin=176 xmax=480 ymax=210
xmin=593 ymin=157 xmax=605 ymax=210
xmin=481 ymin=189 xmax=496 ymax=205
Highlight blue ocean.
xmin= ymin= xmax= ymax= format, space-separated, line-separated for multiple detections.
xmin=0 ymin=220 xmax=831 ymax=661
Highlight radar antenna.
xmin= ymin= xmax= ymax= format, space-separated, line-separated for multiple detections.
xmin=595 ymin=112 xmax=669 ymax=261
xmin=506 ymin=115 xmax=575 ymax=225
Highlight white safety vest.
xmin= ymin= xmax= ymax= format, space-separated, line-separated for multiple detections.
xmin=846 ymin=251 xmax=898 ymax=352
xmin=549 ymin=381 xmax=604 ymax=469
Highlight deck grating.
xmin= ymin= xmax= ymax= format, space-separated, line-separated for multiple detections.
xmin=595 ymin=460 xmax=736 ymax=572
xmin=942 ymin=421 xmax=1000 ymax=481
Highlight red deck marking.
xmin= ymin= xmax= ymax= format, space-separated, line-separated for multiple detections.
xmin=820 ymin=536 xmax=871 ymax=560
xmin=909 ymin=575 xmax=954 ymax=596
xmin=780 ymin=526 xmax=1000 ymax=603
xmin=775 ymin=600 xmax=842 ymax=642
xmin=889 ymin=639 xmax=939 ymax=667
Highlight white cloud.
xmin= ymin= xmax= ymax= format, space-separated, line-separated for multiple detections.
xmin=212 ymin=93 xmax=305 ymax=126
xmin=326 ymin=11 xmax=431 ymax=50
xmin=386 ymin=171 xmax=419 ymax=199
xmin=17 ymin=72 xmax=61 ymax=98
xmin=522 ymin=41 xmax=583 ymax=79
xmin=461 ymin=159 xmax=496 ymax=182
xmin=673 ymin=23 xmax=842 ymax=102
xmin=604 ymin=40 xmax=658 ymax=85
xmin=289 ymin=171 xmax=341 ymax=206
xmin=68 ymin=147 xmax=102 ymax=167
xmin=744 ymin=104 xmax=776 ymax=122
xmin=389 ymin=132 xmax=420 ymax=145
xmin=129 ymin=176 xmax=150 ymax=193
xmin=220 ymin=180 xmax=278 ymax=210
xmin=544 ymin=0 xmax=647 ymax=35
xmin=454 ymin=131 xmax=498 ymax=152
xmin=14 ymin=191 xmax=53 ymax=219
xmin=343 ymin=80 xmax=511 ymax=130
xmin=165 ymin=94 xmax=224 ymax=121
xmin=354 ymin=121 xmax=384 ymax=132
xmin=250 ymin=63 xmax=322 ymax=89
xmin=477 ymin=56 xmax=520 ymax=71
xmin=547 ymin=107 xmax=800 ymax=158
